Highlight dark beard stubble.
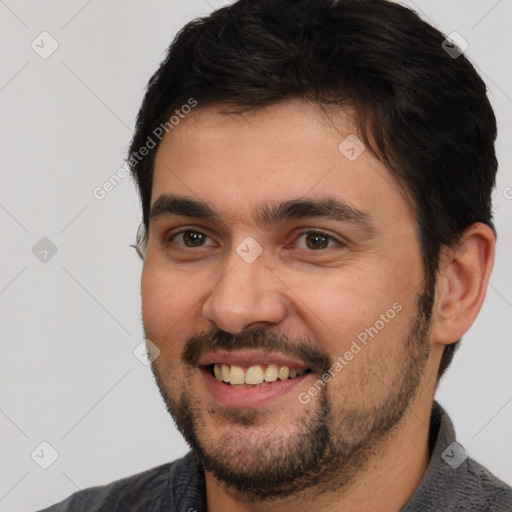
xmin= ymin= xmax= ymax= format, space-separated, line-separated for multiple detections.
xmin=149 ymin=288 xmax=433 ymax=501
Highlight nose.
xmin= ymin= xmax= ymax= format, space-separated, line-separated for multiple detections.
xmin=201 ymin=248 xmax=287 ymax=334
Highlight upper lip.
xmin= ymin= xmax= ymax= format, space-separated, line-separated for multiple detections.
xmin=197 ymin=349 xmax=310 ymax=369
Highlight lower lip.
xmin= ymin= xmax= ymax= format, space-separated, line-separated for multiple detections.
xmin=200 ymin=367 xmax=310 ymax=408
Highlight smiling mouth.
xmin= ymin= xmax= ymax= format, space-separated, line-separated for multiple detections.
xmin=207 ymin=363 xmax=312 ymax=387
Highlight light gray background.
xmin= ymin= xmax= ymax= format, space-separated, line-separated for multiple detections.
xmin=1 ymin=1 xmax=511 ymax=510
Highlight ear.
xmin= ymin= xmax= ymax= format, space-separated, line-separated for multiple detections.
xmin=430 ymin=222 xmax=496 ymax=346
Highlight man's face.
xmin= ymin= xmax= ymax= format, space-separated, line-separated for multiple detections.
xmin=142 ymin=100 xmax=434 ymax=498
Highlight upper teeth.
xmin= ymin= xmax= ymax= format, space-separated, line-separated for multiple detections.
xmin=213 ymin=363 xmax=307 ymax=385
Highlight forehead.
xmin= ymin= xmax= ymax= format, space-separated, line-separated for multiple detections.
xmin=151 ymin=100 xmax=414 ymax=229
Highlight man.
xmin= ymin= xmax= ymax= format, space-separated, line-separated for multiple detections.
xmin=40 ymin=0 xmax=512 ymax=510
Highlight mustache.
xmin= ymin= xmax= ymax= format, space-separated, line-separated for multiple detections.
xmin=182 ymin=328 xmax=332 ymax=375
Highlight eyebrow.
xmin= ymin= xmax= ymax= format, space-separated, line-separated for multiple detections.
xmin=149 ymin=194 xmax=376 ymax=237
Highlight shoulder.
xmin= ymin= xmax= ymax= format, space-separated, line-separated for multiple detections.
xmin=36 ymin=454 xmax=194 ymax=512
xmin=462 ymin=456 xmax=512 ymax=511
xmin=403 ymin=402 xmax=512 ymax=511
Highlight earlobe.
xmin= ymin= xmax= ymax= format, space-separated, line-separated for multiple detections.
xmin=430 ymin=223 xmax=495 ymax=346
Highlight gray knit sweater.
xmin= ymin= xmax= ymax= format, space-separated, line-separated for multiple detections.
xmin=37 ymin=401 xmax=512 ymax=511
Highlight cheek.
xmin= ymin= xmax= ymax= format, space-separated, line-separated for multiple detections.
xmin=141 ymin=265 xmax=201 ymax=357
xmin=285 ymin=268 xmax=396 ymax=354
xmin=296 ymin=273 xmax=416 ymax=405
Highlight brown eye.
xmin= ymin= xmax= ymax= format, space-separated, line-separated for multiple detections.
xmin=171 ymin=230 xmax=211 ymax=248
xmin=294 ymin=231 xmax=341 ymax=251
xmin=183 ymin=231 xmax=206 ymax=247
xmin=305 ymin=233 xmax=329 ymax=249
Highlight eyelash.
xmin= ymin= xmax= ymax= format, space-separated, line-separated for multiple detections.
xmin=166 ymin=229 xmax=343 ymax=251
